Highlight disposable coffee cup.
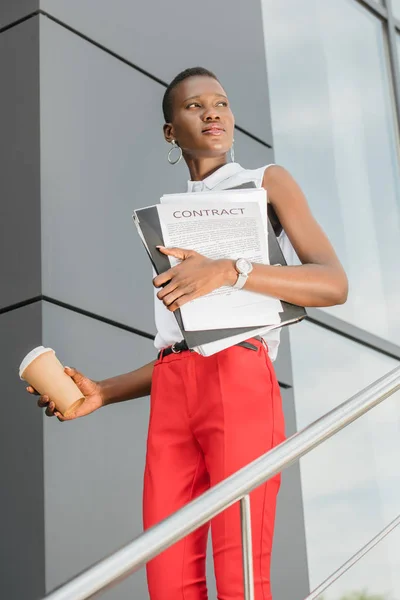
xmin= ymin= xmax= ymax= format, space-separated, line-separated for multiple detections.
xmin=19 ymin=346 xmax=85 ymax=417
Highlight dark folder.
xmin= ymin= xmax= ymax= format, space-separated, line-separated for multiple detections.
xmin=133 ymin=183 xmax=306 ymax=349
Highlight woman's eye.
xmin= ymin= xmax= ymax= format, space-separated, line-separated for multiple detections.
xmin=187 ymin=102 xmax=201 ymax=109
xmin=217 ymin=101 xmax=228 ymax=107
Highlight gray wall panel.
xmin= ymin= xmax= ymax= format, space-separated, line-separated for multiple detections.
xmin=0 ymin=303 xmax=45 ymax=599
xmin=39 ymin=1 xmax=272 ymax=144
xmin=271 ymin=386 xmax=310 ymax=599
xmin=0 ymin=0 xmax=38 ymax=28
xmin=234 ymin=129 xmax=274 ymax=169
xmin=40 ymin=17 xmax=273 ymax=335
xmin=273 ymin=327 xmax=293 ymax=387
xmin=42 ymin=302 xmax=156 ymax=596
xmin=0 ymin=17 xmax=41 ymax=309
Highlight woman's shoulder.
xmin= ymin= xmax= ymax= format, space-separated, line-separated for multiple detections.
xmin=238 ymin=163 xmax=281 ymax=187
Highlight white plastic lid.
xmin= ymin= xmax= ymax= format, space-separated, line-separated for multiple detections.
xmin=19 ymin=346 xmax=55 ymax=380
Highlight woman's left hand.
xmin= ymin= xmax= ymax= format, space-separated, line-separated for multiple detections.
xmin=153 ymin=246 xmax=234 ymax=311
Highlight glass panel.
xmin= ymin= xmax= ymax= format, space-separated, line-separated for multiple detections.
xmin=392 ymin=0 xmax=400 ymax=19
xmin=262 ymin=0 xmax=400 ymax=343
xmin=320 ymin=522 xmax=400 ymax=600
xmin=290 ymin=321 xmax=400 ymax=597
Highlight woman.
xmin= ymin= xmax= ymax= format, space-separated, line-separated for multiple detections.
xmin=29 ymin=67 xmax=348 ymax=600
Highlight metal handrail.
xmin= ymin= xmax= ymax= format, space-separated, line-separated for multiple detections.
xmin=304 ymin=512 xmax=400 ymax=600
xmin=42 ymin=365 xmax=400 ymax=600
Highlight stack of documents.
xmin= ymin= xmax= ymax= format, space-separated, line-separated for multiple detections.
xmin=133 ymin=184 xmax=306 ymax=356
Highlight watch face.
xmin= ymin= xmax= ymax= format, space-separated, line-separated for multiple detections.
xmin=236 ymin=258 xmax=253 ymax=274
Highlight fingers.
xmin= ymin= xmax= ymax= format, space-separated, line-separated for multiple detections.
xmin=45 ymin=400 xmax=57 ymax=417
xmin=167 ymin=295 xmax=191 ymax=312
xmin=31 ymin=389 xmax=70 ymax=421
xmin=160 ymin=287 xmax=193 ymax=308
xmin=64 ymin=366 xmax=77 ymax=377
xmin=156 ymin=279 xmax=178 ymax=300
xmin=155 ymin=272 xmax=194 ymax=306
xmin=64 ymin=366 xmax=83 ymax=386
xmin=35 ymin=395 xmax=57 ymax=418
xmin=153 ymin=249 xmax=196 ymax=288
xmin=54 ymin=411 xmax=68 ymax=422
xmin=27 ymin=386 xmax=39 ymax=396
xmin=37 ymin=395 xmax=50 ymax=408
xmin=153 ymin=268 xmax=174 ymax=289
xmin=156 ymin=246 xmax=193 ymax=260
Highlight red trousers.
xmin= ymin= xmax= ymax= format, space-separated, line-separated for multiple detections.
xmin=143 ymin=338 xmax=285 ymax=600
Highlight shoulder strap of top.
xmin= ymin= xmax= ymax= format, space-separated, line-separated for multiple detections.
xmin=261 ymin=164 xmax=283 ymax=237
xmin=247 ymin=163 xmax=276 ymax=189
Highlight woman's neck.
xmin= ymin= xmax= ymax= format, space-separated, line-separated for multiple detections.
xmin=185 ymin=156 xmax=228 ymax=182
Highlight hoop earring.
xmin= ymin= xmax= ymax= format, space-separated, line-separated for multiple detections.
xmin=230 ymin=139 xmax=235 ymax=163
xmin=168 ymin=140 xmax=183 ymax=165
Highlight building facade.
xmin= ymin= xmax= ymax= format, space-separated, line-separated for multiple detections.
xmin=1 ymin=1 xmax=399 ymax=599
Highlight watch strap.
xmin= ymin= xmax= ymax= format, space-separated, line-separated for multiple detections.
xmin=232 ymin=272 xmax=248 ymax=290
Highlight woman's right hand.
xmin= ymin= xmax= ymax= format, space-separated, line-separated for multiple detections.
xmin=26 ymin=367 xmax=105 ymax=422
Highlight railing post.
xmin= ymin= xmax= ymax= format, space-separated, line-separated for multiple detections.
xmin=240 ymin=495 xmax=255 ymax=600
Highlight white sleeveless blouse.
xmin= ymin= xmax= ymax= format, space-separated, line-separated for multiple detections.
xmin=153 ymin=162 xmax=296 ymax=362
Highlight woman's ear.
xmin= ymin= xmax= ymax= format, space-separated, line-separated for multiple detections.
xmin=163 ymin=123 xmax=174 ymax=144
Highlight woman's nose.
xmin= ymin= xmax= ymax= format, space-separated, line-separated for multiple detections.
xmin=203 ymin=108 xmax=221 ymax=121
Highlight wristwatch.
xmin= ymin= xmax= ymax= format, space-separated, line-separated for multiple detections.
xmin=232 ymin=258 xmax=253 ymax=290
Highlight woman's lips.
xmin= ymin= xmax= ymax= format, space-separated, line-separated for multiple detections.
xmin=202 ymin=127 xmax=225 ymax=136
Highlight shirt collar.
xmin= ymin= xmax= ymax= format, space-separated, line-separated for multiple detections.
xmin=187 ymin=162 xmax=244 ymax=192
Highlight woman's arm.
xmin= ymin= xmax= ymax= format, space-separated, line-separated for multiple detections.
xmin=154 ymin=165 xmax=348 ymax=310
xmin=220 ymin=165 xmax=348 ymax=307
xmin=30 ymin=360 xmax=156 ymax=422
xmin=100 ymin=360 xmax=155 ymax=406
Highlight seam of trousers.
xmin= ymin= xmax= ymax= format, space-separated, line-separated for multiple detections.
xmin=182 ymin=451 xmax=203 ymax=600
xmin=215 ymin=352 xmax=227 ymax=597
xmin=182 ymin=358 xmax=198 ymax=440
xmin=260 ymin=348 xmax=275 ymax=600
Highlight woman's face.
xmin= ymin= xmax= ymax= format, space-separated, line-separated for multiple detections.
xmin=164 ymin=75 xmax=235 ymax=159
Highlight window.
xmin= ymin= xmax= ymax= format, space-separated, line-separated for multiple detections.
xmin=290 ymin=321 xmax=400 ymax=596
xmin=397 ymin=33 xmax=400 ymax=63
xmin=262 ymin=0 xmax=400 ymax=343
xmin=392 ymin=0 xmax=400 ymax=19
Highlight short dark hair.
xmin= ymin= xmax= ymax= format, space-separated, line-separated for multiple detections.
xmin=162 ymin=67 xmax=219 ymax=123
